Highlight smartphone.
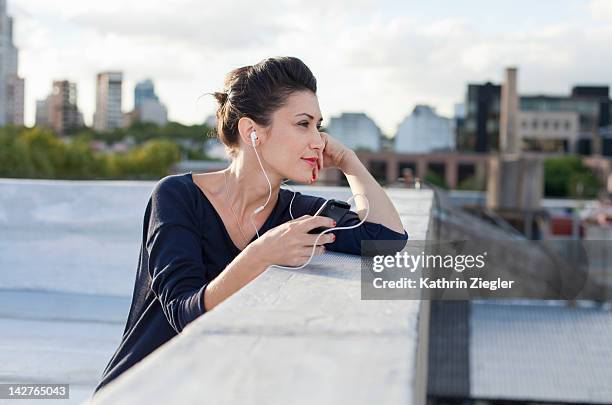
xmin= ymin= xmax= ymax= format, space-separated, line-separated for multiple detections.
xmin=307 ymin=199 xmax=352 ymax=234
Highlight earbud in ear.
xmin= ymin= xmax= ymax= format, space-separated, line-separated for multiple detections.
xmin=250 ymin=131 xmax=258 ymax=147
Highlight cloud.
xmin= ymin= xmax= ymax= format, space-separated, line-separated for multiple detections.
xmin=67 ymin=2 xmax=290 ymax=51
xmin=334 ymin=14 xmax=611 ymax=134
xmin=588 ymin=0 xmax=612 ymax=21
xmin=8 ymin=0 xmax=612 ymax=136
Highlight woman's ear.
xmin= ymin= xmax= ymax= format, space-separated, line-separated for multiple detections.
xmin=237 ymin=117 xmax=266 ymax=147
xmin=238 ymin=116 xmax=269 ymax=148
xmin=237 ymin=117 xmax=257 ymax=147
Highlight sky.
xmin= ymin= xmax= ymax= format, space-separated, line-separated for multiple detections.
xmin=7 ymin=0 xmax=612 ymax=136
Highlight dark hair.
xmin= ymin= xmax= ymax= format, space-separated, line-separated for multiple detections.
xmin=211 ymin=56 xmax=317 ymax=158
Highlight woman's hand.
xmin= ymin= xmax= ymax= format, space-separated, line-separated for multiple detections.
xmin=250 ymin=215 xmax=336 ymax=267
xmin=313 ymin=132 xmax=351 ymax=181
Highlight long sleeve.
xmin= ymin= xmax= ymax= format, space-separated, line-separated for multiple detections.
xmin=146 ymin=176 xmax=209 ymax=333
xmin=291 ymin=191 xmax=409 ymax=256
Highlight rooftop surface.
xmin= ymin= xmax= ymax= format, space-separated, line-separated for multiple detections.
xmin=470 ymin=300 xmax=612 ymax=404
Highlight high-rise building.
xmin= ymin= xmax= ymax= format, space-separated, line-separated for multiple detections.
xmin=93 ymin=72 xmax=123 ymax=131
xmin=0 ymin=0 xmax=25 ymax=126
xmin=326 ymin=112 xmax=382 ymax=152
xmin=458 ymin=82 xmax=501 ymax=152
xmin=6 ymin=74 xmax=24 ymax=125
xmin=129 ymin=79 xmax=167 ymax=126
xmin=36 ymin=80 xmax=83 ymax=133
xmin=138 ymin=99 xmax=168 ymax=126
xmin=134 ymin=79 xmax=158 ymax=109
xmin=35 ymin=99 xmax=50 ymax=127
xmin=395 ymin=105 xmax=455 ymax=153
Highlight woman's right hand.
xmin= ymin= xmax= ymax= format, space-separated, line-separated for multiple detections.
xmin=250 ymin=215 xmax=337 ymax=267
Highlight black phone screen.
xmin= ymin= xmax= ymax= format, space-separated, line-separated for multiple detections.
xmin=307 ymin=199 xmax=351 ymax=234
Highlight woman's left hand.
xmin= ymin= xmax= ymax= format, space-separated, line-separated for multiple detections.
xmin=313 ymin=132 xmax=350 ymax=181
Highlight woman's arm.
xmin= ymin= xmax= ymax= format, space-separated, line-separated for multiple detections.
xmin=338 ymin=150 xmax=405 ymax=235
xmin=202 ymin=243 xmax=268 ymax=311
xmin=203 ymin=215 xmax=335 ymax=311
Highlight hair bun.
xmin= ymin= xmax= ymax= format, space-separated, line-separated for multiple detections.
xmin=214 ymin=91 xmax=229 ymax=106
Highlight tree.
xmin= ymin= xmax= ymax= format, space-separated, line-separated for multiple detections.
xmin=0 ymin=125 xmax=201 ymax=180
xmin=17 ymin=127 xmax=65 ymax=178
xmin=424 ymin=170 xmax=448 ymax=189
xmin=544 ymin=156 xmax=601 ymax=198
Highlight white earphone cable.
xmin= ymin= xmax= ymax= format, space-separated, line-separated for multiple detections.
xmin=268 ymin=193 xmax=370 ymax=270
xmin=249 ymin=130 xmax=370 ymax=270
xmin=280 ymin=179 xmax=298 ymax=220
xmin=250 ymin=132 xmax=273 ymax=239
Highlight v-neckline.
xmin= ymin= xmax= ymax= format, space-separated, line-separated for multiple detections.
xmin=188 ymin=171 xmax=282 ymax=252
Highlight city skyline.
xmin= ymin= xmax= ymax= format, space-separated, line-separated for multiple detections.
xmin=6 ymin=0 xmax=612 ymax=135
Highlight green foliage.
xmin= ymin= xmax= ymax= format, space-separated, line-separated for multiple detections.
xmin=104 ymin=139 xmax=180 ymax=180
xmin=57 ymin=134 xmax=103 ymax=179
xmin=0 ymin=127 xmax=183 ymax=180
xmin=457 ymin=175 xmax=486 ymax=191
xmin=70 ymin=121 xmax=213 ymax=146
xmin=544 ymin=156 xmax=602 ymax=198
xmin=424 ymin=169 xmax=448 ymax=189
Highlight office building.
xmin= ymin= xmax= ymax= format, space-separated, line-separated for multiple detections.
xmin=0 ymin=0 xmax=24 ymax=126
xmin=458 ymin=82 xmax=501 ymax=153
xmin=93 ymin=72 xmax=123 ymax=131
xmin=326 ymin=112 xmax=382 ymax=152
xmin=36 ymin=80 xmax=83 ymax=133
xmin=395 ymin=105 xmax=455 ymax=153
xmin=130 ymin=79 xmax=167 ymax=126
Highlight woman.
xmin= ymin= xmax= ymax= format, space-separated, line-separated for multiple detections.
xmin=93 ymin=56 xmax=408 ymax=395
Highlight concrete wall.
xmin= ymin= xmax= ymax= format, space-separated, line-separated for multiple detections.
xmin=86 ymin=186 xmax=435 ymax=405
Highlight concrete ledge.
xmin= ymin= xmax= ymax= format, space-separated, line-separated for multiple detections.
xmin=90 ymin=187 xmax=434 ymax=405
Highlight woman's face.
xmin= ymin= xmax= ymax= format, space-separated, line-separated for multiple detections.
xmin=261 ymin=90 xmax=325 ymax=184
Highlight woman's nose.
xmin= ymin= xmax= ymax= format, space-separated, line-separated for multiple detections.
xmin=311 ymin=131 xmax=324 ymax=150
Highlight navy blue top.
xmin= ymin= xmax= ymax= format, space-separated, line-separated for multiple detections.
xmin=93 ymin=172 xmax=408 ymax=394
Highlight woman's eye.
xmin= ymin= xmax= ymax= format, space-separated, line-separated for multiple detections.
xmin=299 ymin=122 xmax=322 ymax=130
